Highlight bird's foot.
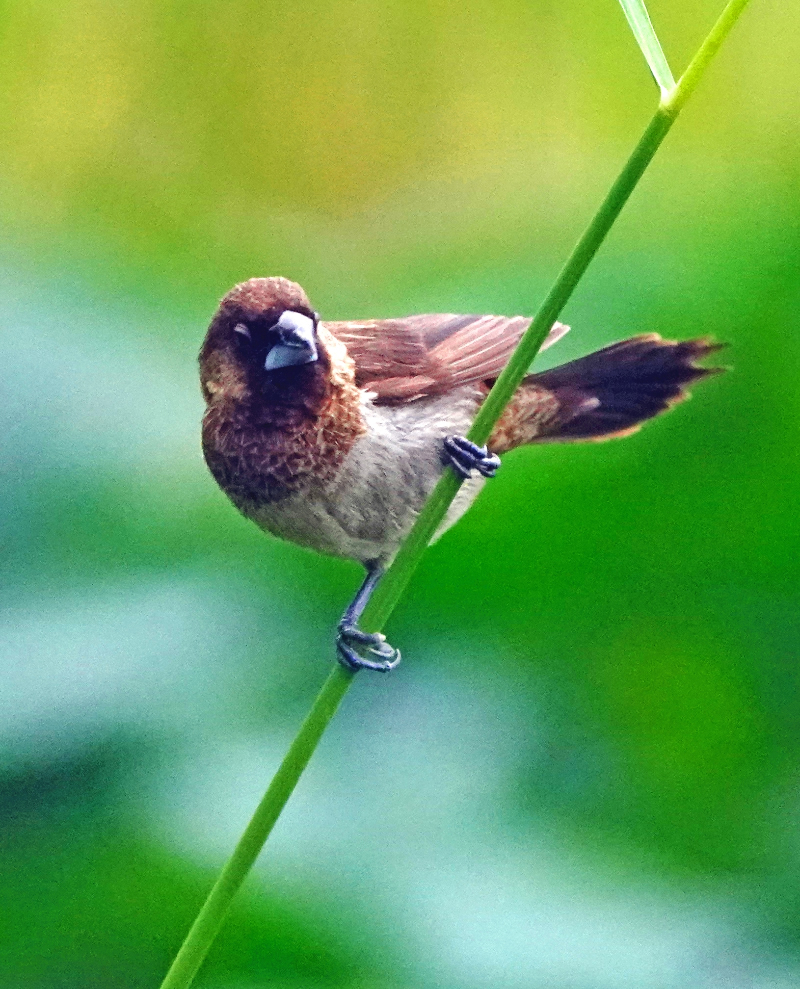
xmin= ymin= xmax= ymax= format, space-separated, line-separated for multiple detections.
xmin=444 ymin=435 xmax=501 ymax=480
xmin=336 ymin=624 xmax=402 ymax=672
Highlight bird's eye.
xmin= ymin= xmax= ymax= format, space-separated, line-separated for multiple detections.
xmin=234 ymin=323 xmax=251 ymax=341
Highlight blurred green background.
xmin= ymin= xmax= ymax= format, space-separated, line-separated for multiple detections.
xmin=1 ymin=1 xmax=798 ymax=986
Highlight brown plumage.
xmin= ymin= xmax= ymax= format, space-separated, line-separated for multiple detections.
xmin=201 ymin=280 xmax=365 ymax=505
xmin=199 ymin=276 xmax=724 ymax=671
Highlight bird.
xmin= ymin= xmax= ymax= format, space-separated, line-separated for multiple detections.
xmin=199 ymin=276 xmax=723 ymax=672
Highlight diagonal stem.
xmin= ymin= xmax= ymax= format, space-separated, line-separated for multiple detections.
xmin=618 ymin=0 xmax=676 ymax=97
xmin=158 ymin=2 xmax=753 ymax=986
xmin=159 ymin=663 xmax=355 ymax=989
xmin=360 ymin=0 xmax=752 ymax=633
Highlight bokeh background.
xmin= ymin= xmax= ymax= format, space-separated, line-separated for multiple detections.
xmin=1 ymin=1 xmax=799 ymax=986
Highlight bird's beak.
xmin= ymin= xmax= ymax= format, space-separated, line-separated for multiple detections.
xmin=264 ymin=311 xmax=319 ymax=371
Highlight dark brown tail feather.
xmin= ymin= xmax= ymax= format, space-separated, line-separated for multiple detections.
xmin=523 ymin=334 xmax=725 ymax=444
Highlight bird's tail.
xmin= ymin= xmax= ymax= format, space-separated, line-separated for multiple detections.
xmin=489 ymin=334 xmax=725 ymax=453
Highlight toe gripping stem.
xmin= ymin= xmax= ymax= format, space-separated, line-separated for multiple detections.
xmin=444 ymin=435 xmax=501 ymax=480
xmin=336 ymin=565 xmax=401 ymax=672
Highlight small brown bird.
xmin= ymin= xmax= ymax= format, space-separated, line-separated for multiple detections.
xmin=199 ymin=277 xmax=722 ymax=671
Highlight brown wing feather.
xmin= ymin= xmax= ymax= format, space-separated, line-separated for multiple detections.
xmin=324 ymin=314 xmax=569 ymax=404
xmin=323 ymin=318 xmax=432 ymax=384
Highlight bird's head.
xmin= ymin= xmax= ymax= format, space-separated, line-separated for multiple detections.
xmin=199 ymin=277 xmax=330 ymax=408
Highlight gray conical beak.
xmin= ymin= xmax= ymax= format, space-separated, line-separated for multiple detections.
xmin=264 ymin=311 xmax=318 ymax=371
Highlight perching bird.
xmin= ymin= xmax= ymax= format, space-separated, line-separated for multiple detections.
xmin=199 ymin=277 xmax=722 ymax=672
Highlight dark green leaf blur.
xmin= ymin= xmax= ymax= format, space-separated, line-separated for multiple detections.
xmin=1 ymin=1 xmax=798 ymax=986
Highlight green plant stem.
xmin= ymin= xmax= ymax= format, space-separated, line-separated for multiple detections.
xmin=159 ymin=663 xmax=354 ymax=989
xmin=361 ymin=0 xmax=751 ymax=632
xmin=618 ymin=0 xmax=676 ymax=96
xmin=159 ymin=2 xmax=751 ymax=986
xmin=667 ymin=0 xmax=751 ymax=117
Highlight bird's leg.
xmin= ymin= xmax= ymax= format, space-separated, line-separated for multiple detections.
xmin=443 ymin=435 xmax=501 ymax=480
xmin=336 ymin=564 xmax=401 ymax=672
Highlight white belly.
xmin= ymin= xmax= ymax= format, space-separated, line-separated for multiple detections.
xmin=247 ymin=387 xmax=487 ymax=565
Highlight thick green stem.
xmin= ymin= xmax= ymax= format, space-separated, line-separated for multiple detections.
xmin=158 ymin=2 xmax=752 ymax=986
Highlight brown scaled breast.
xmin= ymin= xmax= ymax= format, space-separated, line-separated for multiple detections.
xmin=201 ymin=324 xmax=366 ymax=507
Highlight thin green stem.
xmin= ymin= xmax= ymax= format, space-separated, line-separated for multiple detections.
xmin=361 ymin=0 xmax=751 ymax=632
xmin=159 ymin=663 xmax=354 ymax=989
xmin=618 ymin=0 xmax=676 ymax=97
xmin=664 ymin=0 xmax=751 ymax=118
xmin=159 ymin=2 xmax=752 ymax=986
xmin=360 ymin=112 xmax=674 ymax=629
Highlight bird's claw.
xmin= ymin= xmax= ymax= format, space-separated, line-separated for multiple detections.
xmin=444 ymin=435 xmax=501 ymax=480
xmin=336 ymin=624 xmax=402 ymax=672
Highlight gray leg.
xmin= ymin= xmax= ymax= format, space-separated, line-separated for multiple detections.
xmin=444 ymin=435 xmax=501 ymax=480
xmin=337 ymin=564 xmax=401 ymax=672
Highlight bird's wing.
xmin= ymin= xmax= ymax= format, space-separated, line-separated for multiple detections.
xmin=324 ymin=313 xmax=569 ymax=403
